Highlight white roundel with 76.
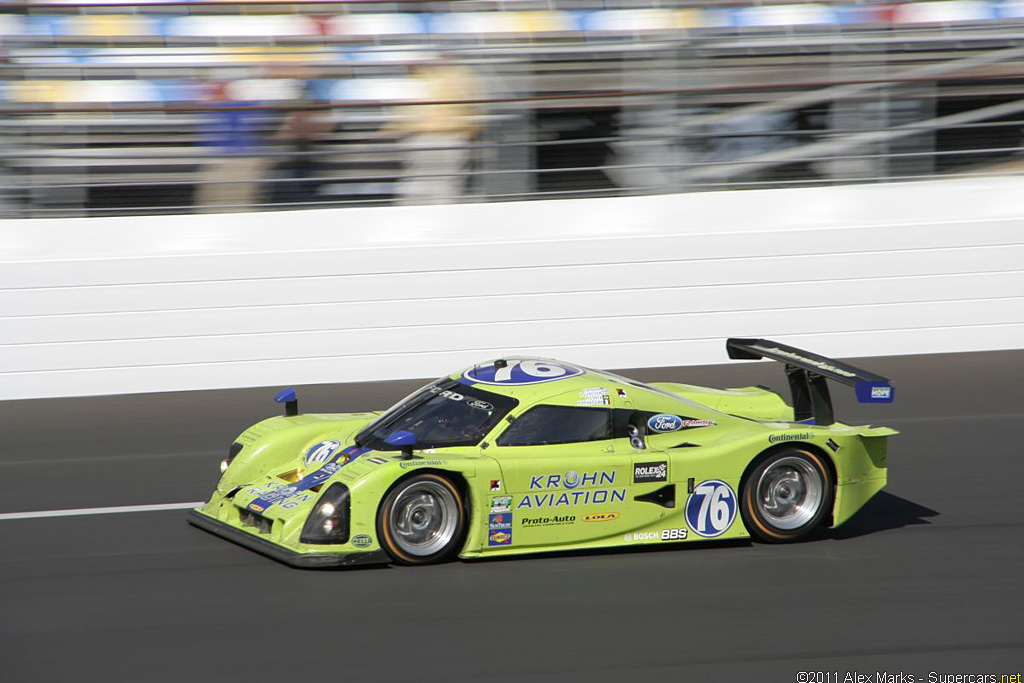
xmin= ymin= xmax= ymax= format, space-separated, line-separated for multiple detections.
xmin=684 ymin=480 xmax=738 ymax=538
xmin=464 ymin=359 xmax=584 ymax=385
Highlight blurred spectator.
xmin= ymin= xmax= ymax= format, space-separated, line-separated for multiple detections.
xmin=0 ymin=49 xmax=18 ymax=216
xmin=382 ymin=57 xmax=481 ymax=205
xmin=268 ymin=80 xmax=334 ymax=207
xmin=195 ymin=75 xmax=266 ymax=213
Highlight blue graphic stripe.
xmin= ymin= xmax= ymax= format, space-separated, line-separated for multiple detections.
xmin=248 ymin=445 xmax=370 ymax=512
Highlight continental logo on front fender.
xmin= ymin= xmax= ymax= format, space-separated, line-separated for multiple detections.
xmin=583 ymin=512 xmax=620 ymax=522
xmin=398 ymin=459 xmax=444 ymax=469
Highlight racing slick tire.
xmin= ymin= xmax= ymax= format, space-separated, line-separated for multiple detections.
xmin=377 ymin=473 xmax=467 ymax=565
xmin=741 ymin=448 xmax=833 ymax=543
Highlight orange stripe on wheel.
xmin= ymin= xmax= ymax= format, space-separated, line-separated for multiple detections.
xmin=745 ymin=485 xmax=788 ymax=539
xmin=380 ymin=496 xmax=417 ymax=564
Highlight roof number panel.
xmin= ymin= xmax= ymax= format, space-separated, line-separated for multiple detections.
xmin=464 ymin=359 xmax=584 ymax=386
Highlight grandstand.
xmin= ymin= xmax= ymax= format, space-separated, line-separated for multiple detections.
xmin=2 ymin=0 xmax=1023 ymax=215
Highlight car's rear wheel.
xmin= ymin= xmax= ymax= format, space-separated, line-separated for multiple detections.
xmin=377 ymin=473 xmax=466 ymax=565
xmin=741 ymin=449 xmax=833 ymax=543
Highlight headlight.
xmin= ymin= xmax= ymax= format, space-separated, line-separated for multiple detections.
xmin=221 ymin=442 xmax=243 ymax=474
xmin=300 ymin=483 xmax=350 ymax=545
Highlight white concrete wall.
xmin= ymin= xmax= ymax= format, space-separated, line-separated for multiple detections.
xmin=2 ymin=176 xmax=1023 ymax=400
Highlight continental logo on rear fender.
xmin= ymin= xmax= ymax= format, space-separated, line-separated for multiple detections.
xmin=768 ymin=432 xmax=810 ymax=443
xmin=583 ymin=512 xmax=619 ymax=522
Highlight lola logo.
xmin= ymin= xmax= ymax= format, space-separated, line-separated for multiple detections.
xmin=583 ymin=512 xmax=619 ymax=522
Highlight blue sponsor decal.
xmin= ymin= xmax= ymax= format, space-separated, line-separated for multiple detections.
xmin=248 ymin=445 xmax=370 ymax=513
xmin=304 ymin=440 xmax=342 ymax=469
xmin=855 ymin=381 xmax=895 ymax=404
xmin=488 ymin=513 xmax=512 ymax=531
xmin=351 ymin=534 xmax=373 ymax=548
xmin=685 ymin=480 xmax=737 ymax=538
xmin=463 ymin=359 xmax=583 ymax=386
xmin=648 ymin=414 xmax=683 ymax=433
xmin=488 ymin=528 xmax=513 ymax=546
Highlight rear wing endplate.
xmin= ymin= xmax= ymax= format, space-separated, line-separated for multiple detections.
xmin=726 ymin=338 xmax=894 ymax=426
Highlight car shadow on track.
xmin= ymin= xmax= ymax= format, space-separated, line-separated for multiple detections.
xmin=825 ymin=491 xmax=939 ymax=540
xmin=268 ymin=492 xmax=939 ymax=570
xmin=466 ymin=492 xmax=939 ymax=566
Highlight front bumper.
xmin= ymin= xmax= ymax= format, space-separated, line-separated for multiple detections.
xmin=188 ymin=509 xmax=387 ymax=569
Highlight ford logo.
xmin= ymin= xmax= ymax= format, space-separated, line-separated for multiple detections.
xmin=648 ymin=414 xmax=683 ymax=433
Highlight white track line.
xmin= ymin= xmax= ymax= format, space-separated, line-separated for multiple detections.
xmin=0 ymin=502 xmax=203 ymax=521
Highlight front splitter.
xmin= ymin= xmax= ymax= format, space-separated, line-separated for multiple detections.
xmin=188 ymin=509 xmax=387 ymax=569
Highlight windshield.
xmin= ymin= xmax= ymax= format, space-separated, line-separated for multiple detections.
xmin=357 ymin=379 xmax=518 ymax=450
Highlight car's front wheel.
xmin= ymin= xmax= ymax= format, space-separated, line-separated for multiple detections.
xmin=377 ymin=473 xmax=466 ymax=565
xmin=741 ymin=449 xmax=833 ymax=542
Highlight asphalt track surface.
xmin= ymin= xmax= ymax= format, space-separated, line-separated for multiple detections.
xmin=1 ymin=351 xmax=1021 ymax=682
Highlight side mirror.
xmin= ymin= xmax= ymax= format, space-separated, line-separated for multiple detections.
xmin=274 ymin=387 xmax=298 ymax=417
xmin=384 ymin=430 xmax=418 ymax=459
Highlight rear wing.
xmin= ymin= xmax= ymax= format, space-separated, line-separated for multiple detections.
xmin=726 ymin=338 xmax=894 ymax=426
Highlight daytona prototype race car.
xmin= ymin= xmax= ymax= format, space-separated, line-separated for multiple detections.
xmin=189 ymin=338 xmax=897 ymax=567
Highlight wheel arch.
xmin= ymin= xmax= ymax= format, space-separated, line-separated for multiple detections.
xmin=374 ymin=467 xmax=473 ymax=562
xmin=378 ymin=467 xmax=472 ymax=511
xmin=739 ymin=441 xmax=838 ymax=522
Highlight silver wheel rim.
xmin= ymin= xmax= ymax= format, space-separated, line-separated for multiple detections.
xmin=388 ymin=480 xmax=459 ymax=557
xmin=755 ymin=456 xmax=823 ymax=530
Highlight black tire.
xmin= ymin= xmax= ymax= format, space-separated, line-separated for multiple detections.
xmin=741 ymin=448 xmax=833 ymax=543
xmin=377 ymin=473 xmax=466 ymax=565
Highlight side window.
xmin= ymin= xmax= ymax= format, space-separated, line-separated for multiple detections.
xmin=496 ymin=405 xmax=612 ymax=447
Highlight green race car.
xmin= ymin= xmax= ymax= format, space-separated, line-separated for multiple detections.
xmin=189 ymin=338 xmax=896 ymax=567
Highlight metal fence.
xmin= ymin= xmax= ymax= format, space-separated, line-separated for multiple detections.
xmin=2 ymin=0 xmax=1024 ymax=216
